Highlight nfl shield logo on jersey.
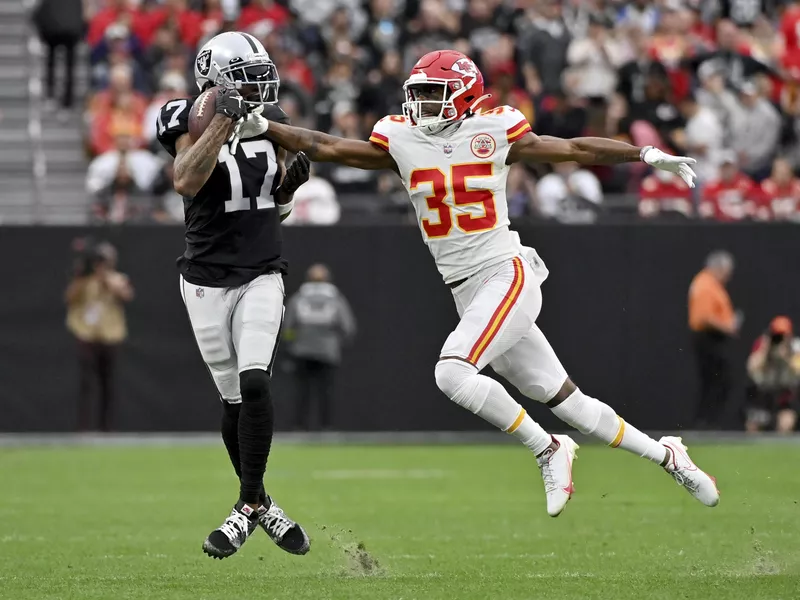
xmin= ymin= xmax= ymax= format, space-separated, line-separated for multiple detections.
xmin=196 ymin=287 xmax=205 ymax=299
xmin=471 ymin=134 xmax=496 ymax=159
xmin=443 ymin=143 xmax=453 ymax=157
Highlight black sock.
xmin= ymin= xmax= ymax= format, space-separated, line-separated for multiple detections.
xmin=221 ymin=401 xmax=242 ymax=479
xmin=237 ymin=369 xmax=274 ymax=504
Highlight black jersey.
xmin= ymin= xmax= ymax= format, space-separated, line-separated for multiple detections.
xmin=157 ymin=97 xmax=290 ymax=288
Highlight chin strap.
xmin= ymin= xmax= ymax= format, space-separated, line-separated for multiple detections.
xmin=468 ymin=93 xmax=492 ymax=115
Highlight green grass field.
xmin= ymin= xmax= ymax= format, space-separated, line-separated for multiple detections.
xmin=1 ymin=442 xmax=799 ymax=600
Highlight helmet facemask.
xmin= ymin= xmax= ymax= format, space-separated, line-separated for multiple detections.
xmin=403 ymin=78 xmax=468 ymax=134
xmin=220 ymin=56 xmax=280 ymax=110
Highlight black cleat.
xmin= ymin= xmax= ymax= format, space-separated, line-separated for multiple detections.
xmin=202 ymin=500 xmax=259 ymax=559
xmin=258 ymin=497 xmax=310 ymax=555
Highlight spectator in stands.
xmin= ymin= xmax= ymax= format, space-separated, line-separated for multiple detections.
xmin=90 ymin=23 xmax=148 ymax=93
xmin=730 ymin=81 xmax=782 ymax=181
xmin=320 ymin=102 xmax=378 ymax=193
xmin=677 ymin=90 xmax=724 ymax=184
xmin=535 ymin=90 xmax=587 ymax=140
xmin=695 ymin=62 xmax=739 ymax=144
xmin=483 ymin=62 xmax=534 ymax=125
xmin=638 ymin=169 xmax=693 ymax=220
xmin=699 ymin=150 xmax=758 ymax=221
xmin=358 ymin=50 xmax=404 ymax=130
xmin=648 ymin=0 xmax=696 ymax=103
xmin=534 ymin=161 xmax=603 ymax=224
xmin=746 ymin=16 xmax=781 ymax=65
xmin=565 ymin=14 xmax=626 ymax=101
xmin=238 ymin=0 xmax=290 ymax=33
xmin=322 ymin=5 xmax=366 ymax=63
xmin=33 ymin=0 xmax=84 ymax=116
xmin=718 ymin=0 xmax=769 ymax=30
xmin=459 ymin=0 xmax=504 ymax=60
xmin=289 ymin=0 xmax=365 ymax=32
xmin=688 ymin=250 xmax=740 ymax=429
xmin=315 ymin=60 xmax=360 ymax=134
xmin=518 ymin=0 xmax=571 ymax=99
xmin=90 ymin=84 xmax=147 ymax=156
xmin=689 ymin=20 xmax=773 ymax=92
xmin=616 ymin=0 xmax=660 ymax=35
xmin=758 ymin=157 xmax=800 ymax=221
xmin=623 ymin=63 xmax=682 ymax=149
xmin=745 ymin=316 xmax=800 ymax=434
xmin=615 ymin=27 xmax=668 ymax=109
xmin=143 ymin=28 xmax=189 ymax=98
xmin=87 ymin=129 xmax=164 ymax=223
xmin=361 ymin=0 xmax=402 ymax=61
xmin=66 ymin=240 xmax=134 ymax=431
xmin=284 ymin=166 xmax=341 ymax=225
xmin=87 ymin=0 xmax=149 ymax=48
xmin=284 ymin=264 xmax=356 ymax=431
xmin=507 ymin=163 xmax=538 ymax=219
xmin=403 ymin=0 xmax=459 ymax=71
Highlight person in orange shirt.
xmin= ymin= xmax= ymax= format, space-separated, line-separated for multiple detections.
xmin=688 ymin=250 xmax=740 ymax=429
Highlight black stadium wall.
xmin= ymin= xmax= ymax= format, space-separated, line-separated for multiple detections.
xmin=1 ymin=224 xmax=797 ymax=433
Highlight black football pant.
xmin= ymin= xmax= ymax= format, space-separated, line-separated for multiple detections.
xmin=77 ymin=340 xmax=117 ymax=431
xmin=294 ymin=359 xmax=336 ymax=431
xmin=692 ymin=330 xmax=731 ymax=429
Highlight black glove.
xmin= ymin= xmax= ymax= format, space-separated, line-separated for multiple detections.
xmin=215 ymin=88 xmax=247 ymax=121
xmin=280 ymin=152 xmax=311 ymax=195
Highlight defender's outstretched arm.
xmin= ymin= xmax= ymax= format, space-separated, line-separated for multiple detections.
xmin=507 ymin=132 xmax=697 ymax=187
xmin=263 ymin=121 xmax=397 ymax=171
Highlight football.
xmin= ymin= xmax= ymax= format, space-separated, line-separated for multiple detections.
xmin=188 ymin=85 xmax=222 ymax=141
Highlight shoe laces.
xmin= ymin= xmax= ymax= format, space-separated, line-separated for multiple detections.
xmin=670 ymin=469 xmax=700 ymax=493
xmin=219 ymin=511 xmax=250 ymax=542
xmin=538 ymin=449 xmax=557 ymax=494
xmin=260 ymin=505 xmax=294 ymax=540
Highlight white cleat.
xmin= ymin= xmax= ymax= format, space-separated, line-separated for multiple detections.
xmin=537 ymin=434 xmax=578 ymax=517
xmin=660 ymin=436 xmax=719 ymax=507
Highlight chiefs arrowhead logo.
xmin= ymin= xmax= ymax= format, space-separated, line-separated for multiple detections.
xmin=452 ymin=58 xmax=478 ymax=78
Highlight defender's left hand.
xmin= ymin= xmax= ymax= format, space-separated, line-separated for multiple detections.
xmin=281 ymin=152 xmax=311 ymax=195
xmin=641 ymin=146 xmax=698 ymax=188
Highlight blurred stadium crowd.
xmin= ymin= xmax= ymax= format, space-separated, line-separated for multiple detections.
xmin=38 ymin=0 xmax=800 ymax=223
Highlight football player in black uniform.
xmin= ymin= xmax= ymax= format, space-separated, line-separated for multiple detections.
xmin=156 ymin=31 xmax=310 ymax=559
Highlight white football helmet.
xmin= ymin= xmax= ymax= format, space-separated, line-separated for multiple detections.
xmin=194 ymin=31 xmax=279 ymax=109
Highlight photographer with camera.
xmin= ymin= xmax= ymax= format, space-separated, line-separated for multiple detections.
xmin=745 ymin=316 xmax=800 ymax=434
xmin=65 ymin=239 xmax=134 ymax=431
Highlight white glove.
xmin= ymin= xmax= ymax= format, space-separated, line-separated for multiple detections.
xmin=228 ymin=106 xmax=271 ymax=154
xmin=641 ymin=146 xmax=698 ymax=188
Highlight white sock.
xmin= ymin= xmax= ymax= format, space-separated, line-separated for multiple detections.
xmin=506 ymin=407 xmax=553 ymax=456
xmin=436 ymin=360 xmax=552 ymax=455
xmin=551 ymin=389 xmax=667 ymax=464
xmin=610 ymin=417 xmax=668 ymax=464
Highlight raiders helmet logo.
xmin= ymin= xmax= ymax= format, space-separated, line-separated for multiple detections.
xmin=196 ymin=49 xmax=212 ymax=77
xmin=471 ymin=133 xmax=496 ymax=159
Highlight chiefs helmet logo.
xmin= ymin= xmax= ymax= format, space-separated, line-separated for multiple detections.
xmin=471 ymin=133 xmax=496 ymax=158
xmin=451 ymin=58 xmax=478 ymax=78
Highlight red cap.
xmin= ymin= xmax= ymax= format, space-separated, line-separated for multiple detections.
xmin=770 ymin=316 xmax=793 ymax=335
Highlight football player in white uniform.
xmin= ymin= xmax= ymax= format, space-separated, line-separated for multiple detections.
xmin=248 ymin=50 xmax=719 ymax=516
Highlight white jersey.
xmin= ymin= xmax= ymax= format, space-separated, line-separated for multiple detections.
xmin=370 ymin=106 xmax=533 ymax=284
